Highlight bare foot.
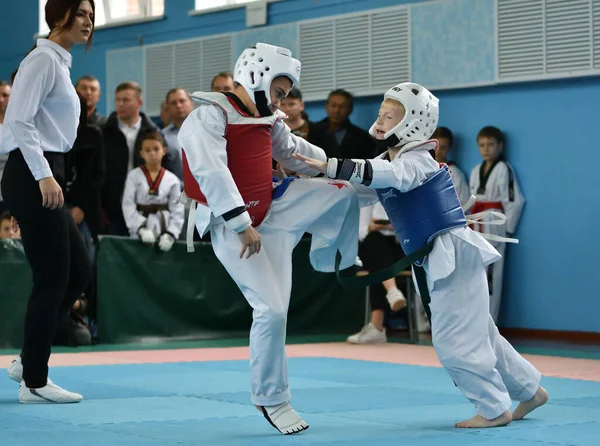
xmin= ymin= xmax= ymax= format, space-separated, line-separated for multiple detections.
xmin=455 ymin=410 xmax=512 ymax=428
xmin=513 ymin=386 xmax=548 ymax=420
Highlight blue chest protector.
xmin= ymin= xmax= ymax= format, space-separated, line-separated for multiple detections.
xmin=376 ymin=165 xmax=466 ymax=266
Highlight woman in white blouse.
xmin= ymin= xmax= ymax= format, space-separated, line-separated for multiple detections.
xmin=0 ymin=0 xmax=95 ymax=404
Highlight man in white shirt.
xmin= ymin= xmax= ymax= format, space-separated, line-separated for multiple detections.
xmin=0 ymin=81 xmax=12 ymax=213
xmin=101 ymin=81 xmax=158 ymax=235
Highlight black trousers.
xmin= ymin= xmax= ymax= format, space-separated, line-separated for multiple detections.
xmin=1 ymin=149 xmax=91 ymax=388
xmin=358 ymin=231 xmax=409 ymax=312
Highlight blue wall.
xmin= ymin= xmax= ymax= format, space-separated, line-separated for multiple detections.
xmin=0 ymin=0 xmax=38 ymax=81
xmin=307 ymin=77 xmax=600 ymax=333
xmin=1 ymin=0 xmax=599 ymax=333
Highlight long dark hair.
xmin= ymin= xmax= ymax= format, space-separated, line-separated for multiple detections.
xmin=12 ymin=0 xmax=95 ymax=82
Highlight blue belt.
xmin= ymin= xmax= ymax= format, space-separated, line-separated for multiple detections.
xmin=272 ymin=176 xmax=296 ymax=200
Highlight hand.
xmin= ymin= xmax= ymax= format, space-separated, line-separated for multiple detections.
xmin=237 ymin=226 xmax=261 ymax=259
xmin=138 ymin=227 xmax=156 ymax=244
xmin=70 ymin=206 xmax=85 ymax=225
xmin=272 ymin=162 xmax=287 ymax=181
xmin=272 ymin=162 xmax=296 ymax=180
xmin=38 ymin=177 xmax=64 ymax=210
xmin=278 ymin=162 xmax=295 ymax=177
xmin=158 ymin=233 xmax=175 ymax=252
xmin=292 ymin=153 xmax=328 ymax=175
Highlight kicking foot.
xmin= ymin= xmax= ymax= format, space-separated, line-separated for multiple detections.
xmin=7 ymin=356 xmax=22 ymax=383
xmin=513 ymin=386 xmax=548 ymax=420
xmin=19 ymin=380 xmax=83 ymax=404
xmin=257 ymin=402 xmax=309 ymax=435
xmin=455 ymin=410 xmax=512 ymax=428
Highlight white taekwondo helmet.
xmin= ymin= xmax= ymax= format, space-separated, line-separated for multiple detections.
xmin=233 ymin=42 xmax=301 ymax=116
xmin=369 ymin=82 xmax=439 ymax=147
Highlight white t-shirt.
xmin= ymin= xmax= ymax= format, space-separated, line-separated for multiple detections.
xmin=118 ymin=116 xmax=142 ymax=173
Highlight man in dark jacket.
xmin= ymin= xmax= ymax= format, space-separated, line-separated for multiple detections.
xmin=62 ymin=94 xmax=104 ymax=346
xmin=309 ymin=89 xmax=376 ymax=160
xmin=75 ymin=75 xmax=107 ymax=127
xmin=101 ymin=81 xmax=158 ymax=236
xmin=66 ymin=95 xmax=104 ymax=244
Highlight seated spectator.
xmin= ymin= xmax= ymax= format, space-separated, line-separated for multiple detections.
xmin=53 ymin=302 xmax=92 ymax=347
xmin=347 ymin=203 xmax=408 ymax=344
xmin=211 ymin=72 xmax=234 ymax=92
xmin=0 ymin=211 xmax=20 ymax=239
xmin=432 ymin=127 xmax=470 ymax=207
xmin=309 ymin=89 xmax=376 ymax=159
xmin=121 ymin=131 xmax=184 ymax=251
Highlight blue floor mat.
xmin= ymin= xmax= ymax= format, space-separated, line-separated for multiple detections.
xmin=1 ymin=357 xmax=598 ymax=445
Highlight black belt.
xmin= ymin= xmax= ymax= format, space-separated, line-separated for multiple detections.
xmin=136 ymin=204 xmax=169 ymax=234
xmin=136 ymin=204 xmax=169 ymax=214
xmin=335 ymin=240 xmax=435 ymax=324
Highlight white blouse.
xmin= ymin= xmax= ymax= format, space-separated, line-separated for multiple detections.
xmin=0 ymin=39 xmax=80 ymax=180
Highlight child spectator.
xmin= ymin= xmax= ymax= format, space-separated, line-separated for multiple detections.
xmin=121 ymin=131 xmax=184 ymax=251
xmin=469 ymin=126 xmax=525 ymax=323
xmin=432 ymin=127 xmax=470 ymax=207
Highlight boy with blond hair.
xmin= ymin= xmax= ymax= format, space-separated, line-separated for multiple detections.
xmin=295 ymin=82 xmax=546 ymax=429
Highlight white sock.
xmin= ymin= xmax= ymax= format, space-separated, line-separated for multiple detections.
xmin=386 ymin=287 xmax=404 ymax=299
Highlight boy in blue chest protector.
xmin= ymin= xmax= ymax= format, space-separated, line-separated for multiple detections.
xmin=294 ymin=82 xmax=547 ymax=429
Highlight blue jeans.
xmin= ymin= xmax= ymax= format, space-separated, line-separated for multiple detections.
xmin=78 ymin=221 xmax=96 ymax=266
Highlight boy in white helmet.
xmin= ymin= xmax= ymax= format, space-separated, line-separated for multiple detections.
xmin=177 ymin=43 xmax=367 ymax=435
xmin=294 ymin=82 xmax=548 ymax=429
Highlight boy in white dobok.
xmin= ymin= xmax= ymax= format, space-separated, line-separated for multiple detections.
xmin=469 ymin=126 xmax=525 ymax=323
xmin=122 ymin=130 xmax=184 ymax=251
xmin=178 ymin=43 xmax=367 ymax=435
xmin=295 ymin=82 xmax=547 ymax=429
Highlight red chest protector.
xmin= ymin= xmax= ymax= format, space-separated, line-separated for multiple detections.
xmin=181 ymin=93 xmax=279 ymax=227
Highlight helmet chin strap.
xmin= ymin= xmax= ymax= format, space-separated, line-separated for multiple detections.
xmin=254 ymin=91 xmax=273 ymax=117
xmin=374 ymin=133 xmax=400 ymax=148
